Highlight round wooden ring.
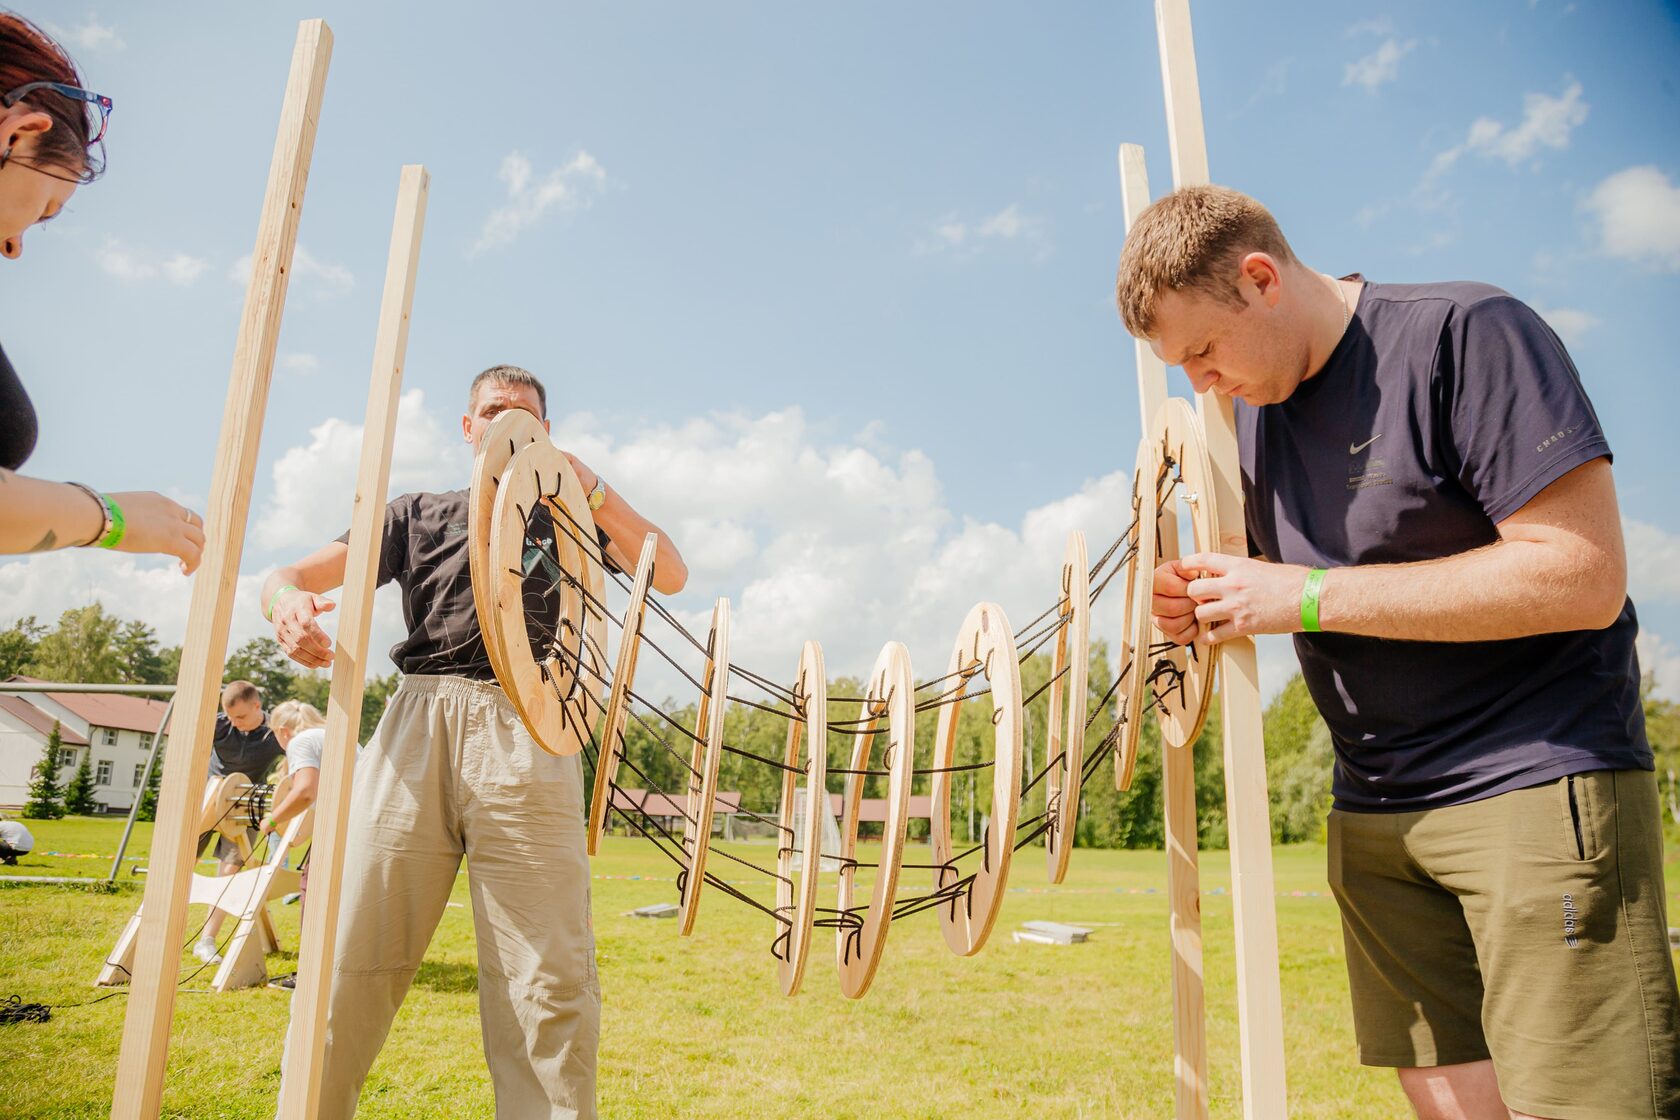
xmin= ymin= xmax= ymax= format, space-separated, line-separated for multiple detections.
xmin=587 ymin=532 xmax=660 ymax=856
xmin=1116 ymin=434 xmax=1159 ymax=792
xmin=199 ymin=773 xmax=252 ymax=838
xmin=469 ymin=408 xmax=550 ymax=687
xmin=774 ymin=639 xmax=828 ymax=996
xmin=677 ymin=597 xmax=731 ymax=936
xmin=1044 ymin=531 xmax=1090 ymax=884
xmin=488 ymin=440 xmax=609 ymax=756
xmin=1149 ymin=398 xmax=1218 ymax=750
xmin=835 ymin=640 xmax=914 ymax=999
xmin=928 ymin=602 xmax=1022 ymax=957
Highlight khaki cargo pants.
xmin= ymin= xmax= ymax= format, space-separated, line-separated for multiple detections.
xmin=1330 ymin=768 xmax=1679 ymax=1119
xmin=279 ymin=674 xmax=599 ymax=1118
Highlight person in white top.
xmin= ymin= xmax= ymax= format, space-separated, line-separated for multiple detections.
xmin=0 ymin=815 xmax=34 ymax=865
xmin=263 ymin=699 xmax=327 ymax=837
xmin=261 ymin=699 xmax=331 ymax=992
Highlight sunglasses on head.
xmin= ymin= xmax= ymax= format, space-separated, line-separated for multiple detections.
xmin=1 ymin=80 xmax=113 ymax=183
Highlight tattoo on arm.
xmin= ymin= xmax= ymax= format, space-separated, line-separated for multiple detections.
xmin=28 ymin=530 xmax=57 ymax=553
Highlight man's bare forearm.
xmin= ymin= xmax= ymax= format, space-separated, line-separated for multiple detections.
xmin=1319 ymin=536 xmax=1623 ymax=641
xmin=568 ymin=459 xmax=688 ymax=594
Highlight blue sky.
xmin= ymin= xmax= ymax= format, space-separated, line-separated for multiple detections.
xmin=5 ymin=1 xmax=1679 ymax=699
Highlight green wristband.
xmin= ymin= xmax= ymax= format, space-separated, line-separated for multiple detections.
xmin=1300 ymin=568 xmax=1327 ymax=633
xmin=266 ymin=584 xmax=299 ymax=622
xmin=95 ymin=494 xmax=125 ymax=549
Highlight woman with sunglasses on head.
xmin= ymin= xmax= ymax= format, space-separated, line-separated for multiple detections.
xmin=0 ymin=12 xmax=203 ymax=571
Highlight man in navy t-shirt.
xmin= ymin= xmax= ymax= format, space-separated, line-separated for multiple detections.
xmin=1117 ymin=185 xmax=1677 ymax=1119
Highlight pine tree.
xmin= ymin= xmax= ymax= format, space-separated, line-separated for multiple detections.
xmin=64 ymin=754 xmax=97 ymax=815
xmin=137 ymin=748 xmax=162 ymax=822
xmin=24 ymin=722 xmax=67 ymax=819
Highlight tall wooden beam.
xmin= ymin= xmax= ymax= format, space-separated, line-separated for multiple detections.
xmin=1153 ymin=2 xmax=1288 ymax=1116
xmin=1118 ymin=143 xmax=1170 ymax=429
xmin=276 ymin=163 xmax=430 ymax=1120
xmin=1119 ymin=140 xmax=1209 ymax=1120
xmin=110 ymin=21 xmax=332 ymax=1119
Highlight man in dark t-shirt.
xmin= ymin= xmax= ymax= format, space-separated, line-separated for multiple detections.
xmin=192 ymin=679 xmax=286 ymax=964
xmin=1117 ymin=186 xmax=1677 ymax=1119
xmin=209 ymin=680 xmax=284 ymax=783
xmin=262 ymin=365 xmax=686 ymax=1120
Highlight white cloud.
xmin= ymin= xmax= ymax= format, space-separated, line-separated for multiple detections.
xmin=1428 ymin=79 xmax=1587 ymax=178
xmin=280 ymin=353 xmax=321 ymax=374
xmin=96 ymin=238 xmax=206 ymax=286
xmin=1343 ymin=38 xmax=1417 ymax=91
xmin=918 ymin=203 xmax=1049 ymax=261
xmin=1626 ymin=519 xmax=1680 ymax=607
xmin=1635 ymin=631 xmax=1680 ymax=701
xmin=1533 ymin=306 xmax=1599 ymax=346
xmin=160 ymin=254 xmax=207 ymax=285
xmin=0 ymin=552 xmax=270 ymax=665
xmin=96 ymin=238 xmax=149 ymax=281
xmin=1 ymin=396 xmax=1339 ymax=698
xmin=1581 ymin=166 xmax=1680 ymax=272
xmin=48 ymin=14 xmax=125 ymax=53
xmin=1345 ymin=17 xmax=1396 ymax=37
xmin=546 ymin=406 xmax=1134 ymax=701
xmin=228 ymin=245 xmax=354 ymax=297
xmin=253 ymin=389 xmax=470 ymax=551
xmin=471 ymin=150 xmax=607 ymax=255
xmin=0 ymin=549 xmax=411 ymax=684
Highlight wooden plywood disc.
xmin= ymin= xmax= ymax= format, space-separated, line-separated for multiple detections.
xmin=487 ymin=440 xmax=609 ymax=757
xmin=928 ymin=602 xmax=1023 ymax=957
xmin=835 ymin=640 xmax=914 ymax=1000
xmin=1116 ymin=435 xmax=1158 ymax=791
xmin=774 ymin=640 xmax=828 ymax=996
xmin=1045 ymin=531 xmax=1090 ymax=884
xmin=677 ymin=598 xmax=731 ymax=936
xmin=587 ymin=532 xmax=660 ymax=856
xmin=1149 ymin=398 xmax=1218 ymax=750
xmin=469 ymin=408 xmax=549 ymax=687
xmin=200 ymin=773 xmax=252 ymax=837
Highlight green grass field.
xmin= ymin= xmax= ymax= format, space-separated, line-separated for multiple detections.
xmin=2 ymin=817 xmax=1676 ymax=1118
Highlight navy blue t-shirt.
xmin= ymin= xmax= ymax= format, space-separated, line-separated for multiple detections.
xmin=209 ymin=712 xmax=285 ymax=784
xmin=1237 ymin=279 xmax=1649 ymax=812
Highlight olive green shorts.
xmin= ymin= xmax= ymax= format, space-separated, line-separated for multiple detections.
xmin=1328 ymin=768 xmax=1680 ymax=1120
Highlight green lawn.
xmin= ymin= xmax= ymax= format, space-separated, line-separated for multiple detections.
xmin=2 ymin=817 xmax=1676 ymax=1118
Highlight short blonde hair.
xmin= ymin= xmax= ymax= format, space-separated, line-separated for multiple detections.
xmin=1115 ymin=185 xmax=1297 ymax=338
xmin=269 ymin=699 xmax=326 ymax=736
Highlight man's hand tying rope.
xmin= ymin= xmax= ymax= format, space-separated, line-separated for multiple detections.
xmin=1153 ymin=552 xmax=1315 ymax=644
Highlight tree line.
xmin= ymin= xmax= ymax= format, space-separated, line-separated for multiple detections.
xmin=10 ymin=603 xmax=1676 ymax=846
xmin=4 ymin=604 xmax=397 ymax=819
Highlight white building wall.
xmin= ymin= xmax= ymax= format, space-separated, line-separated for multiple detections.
xmin=86 ymin=726 xmax=156 ymax=813
xmin=0 ymin=706 xmax=86 ymax=811
xmin=0 ymin=709 xmax=157 ymax=813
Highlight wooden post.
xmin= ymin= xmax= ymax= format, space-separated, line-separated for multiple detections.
xmin=1119 ymin=143 xmax=1169 ymax=429
xmin=1120 ymin=140 xmax=1209 ymax=1120
xmin=277 ymin=163 xmax=429 ymax=1120
xmin=1153 ymin=1 xmax=1288 ymax=1115
xmin=109 ymin=21 xmax=331 ymax=1120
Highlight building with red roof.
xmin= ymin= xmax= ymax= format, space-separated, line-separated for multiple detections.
xmin=0 ymin=676 xmax=170 ymax=812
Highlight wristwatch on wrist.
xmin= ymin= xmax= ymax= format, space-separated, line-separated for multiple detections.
xmin=587 ymin=477 xmax=607 ymax=512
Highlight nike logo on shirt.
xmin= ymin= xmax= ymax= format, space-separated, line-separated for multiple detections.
xmin=1349 ymin=434 xmax=1382 ymax=454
